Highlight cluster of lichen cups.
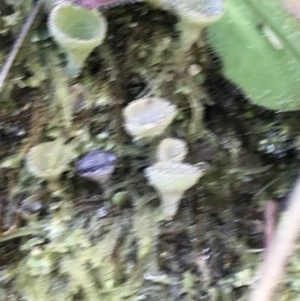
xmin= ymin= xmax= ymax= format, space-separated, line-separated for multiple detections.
xmin=26 ymin=139 xmax=117 ymax=197
xmin=123 ymin=97 xmax=203 ymax=219
xmin=25 ymin=95 xmax=202 ymax=220
xmin=46 ymin=0 xmax=224 ymax=78
xmin=33 ymin=1 xmax=211 ymax=215
xmin=146 ymin=139 xmax=203 ymax=220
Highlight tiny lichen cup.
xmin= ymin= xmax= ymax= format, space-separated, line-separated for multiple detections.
xmin=48 ymin=2 xmax=107 ymax=77
xmin=160 ymin=0 xmax=224 ymax=50
xmin=26 ymin=139 xmax=74 ymax=192
xmin=156 ymin=138 xmax=187 ymax=162
xmin=145 ymin=161 xmax=203 ymax=219
xmin=122 ymin=97 xmax=178 ymax=141
xmin=76 ymin=149 xmax=117 ymax=198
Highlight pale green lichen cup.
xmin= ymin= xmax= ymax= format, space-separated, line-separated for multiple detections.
xmin=48 ymin=3 xmax=107 ymax=77
xmin=160 ymin=0 xmax=224 ymax=50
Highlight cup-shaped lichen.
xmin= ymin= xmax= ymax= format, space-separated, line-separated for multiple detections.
xmin=26 ymin=139 xmax=73 ymax=182
xmin=123 ymin=97 xmax=178 ymax=141
xmin=76 ymin=149 xmax=117 ymax=186
xmin=164 ymin=0 xmax=224 ymax=50
xmin=145 ymin=162 xmax=202 ymax=219
xmin=156 ymin=138 xmax=187 ymax=162
xmin=48 ymin=2 xmax=107 ymax=77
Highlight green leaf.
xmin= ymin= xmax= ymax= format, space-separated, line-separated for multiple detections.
xmin=207 ymin=0 xmax=300 ymax=111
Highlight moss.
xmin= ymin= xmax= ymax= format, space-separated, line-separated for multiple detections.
xmin=0 ymin=1 xmax=300 ymax=300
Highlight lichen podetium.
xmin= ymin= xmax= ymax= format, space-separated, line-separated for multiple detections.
xmin=73 ymin=0 xmax=143 ymax=9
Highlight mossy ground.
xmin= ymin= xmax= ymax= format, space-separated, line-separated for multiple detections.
xmin=1 ymin=1 xmax=300 ymax=300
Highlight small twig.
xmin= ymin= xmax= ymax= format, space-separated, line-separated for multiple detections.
xmin=263 ymin=200 xmax=278 ymax=259
xmin=1 ymin=211 xmax=22 ymax=236
xmin=249 ymin=177 xmax=300 ymax=301
xmin=0 ymin=0 xmax=44 ymax=90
